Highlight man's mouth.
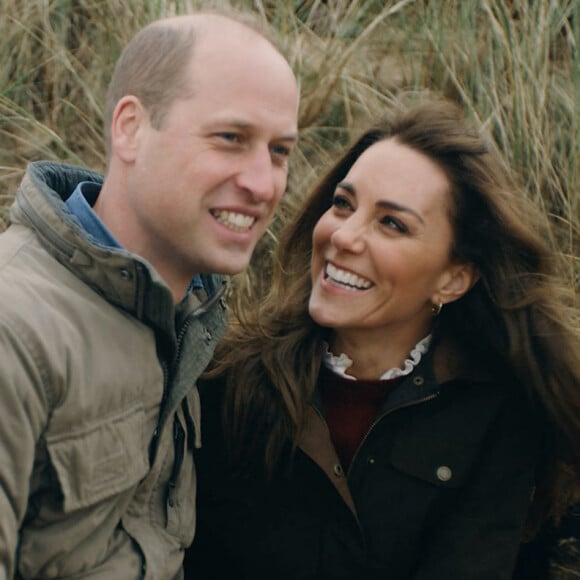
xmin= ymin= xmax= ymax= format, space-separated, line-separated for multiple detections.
xmin=211 ymin=210 xmax=256 ymax=233
xmin=325 ymin=262 xmax=372 ymax=290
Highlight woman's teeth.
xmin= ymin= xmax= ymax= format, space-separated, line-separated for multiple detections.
xmin=326 ymin=262 xmax=372 ymax=289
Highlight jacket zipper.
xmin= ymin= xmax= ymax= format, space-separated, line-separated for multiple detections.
xmin=159 ymin=284 xmax=226 ymax=507
xmin=166 ymin=416 xmax=185 ymax=509
xmin=149 ymin=282 xmax=226 ymax=463
xmin=173 ymin=282 xmax=226 ymax=368
xmin=310 ymin=395 xmax=439 ymax=543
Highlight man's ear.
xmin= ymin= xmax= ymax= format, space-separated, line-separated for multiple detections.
xmin=434 ymin=262 xmax=480 ymax=306
xmin=109 ymin=95 xmax=146 ymax=163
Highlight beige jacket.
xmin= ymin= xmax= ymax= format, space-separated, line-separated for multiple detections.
xmin=0 ymin=162 xmax=227 ymax=579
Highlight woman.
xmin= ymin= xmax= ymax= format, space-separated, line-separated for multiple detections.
xmin=184 ymin=100 xmax=580 ymax=579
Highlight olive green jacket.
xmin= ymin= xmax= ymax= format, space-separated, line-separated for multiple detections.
xmin=0 ymin=162 xmax=227 ymax=579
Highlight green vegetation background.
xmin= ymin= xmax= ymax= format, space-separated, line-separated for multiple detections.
xmin=0 ymin=0 xmax=578 ymax=575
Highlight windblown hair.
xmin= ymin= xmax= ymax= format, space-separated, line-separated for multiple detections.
xmin=209 ymin=99 xmax=580 ymax=527
xmin=104 ymin=10 xmax=279 ymax=156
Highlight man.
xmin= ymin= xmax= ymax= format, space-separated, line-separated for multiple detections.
xmin=0 ymin=11 xmax=299 ymax=579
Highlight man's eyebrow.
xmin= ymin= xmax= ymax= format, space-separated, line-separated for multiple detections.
xmin=205 ymin=118 xmax=298 ymax=142
xmin=336 ymin=181 xmax=425 ymax=224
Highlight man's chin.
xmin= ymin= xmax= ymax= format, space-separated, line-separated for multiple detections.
xmin=213 ymin=255 xmax=252 ymax=277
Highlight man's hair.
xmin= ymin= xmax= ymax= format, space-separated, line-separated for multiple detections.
xmin=104 ymin=11 xmax=280 ymax=156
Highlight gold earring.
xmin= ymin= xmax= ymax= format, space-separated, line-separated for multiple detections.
xmin=431 ymin=301 xmax=443 ymax=316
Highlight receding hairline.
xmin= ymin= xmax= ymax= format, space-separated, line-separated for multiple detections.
xmin=145 ymin=11 xmax=282 ymax=54
xmin=104 ymin=10 xmax=291 ymax=160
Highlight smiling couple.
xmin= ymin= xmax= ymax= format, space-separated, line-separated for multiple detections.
xmin=2 ymin=8 xmax=579 ymax=580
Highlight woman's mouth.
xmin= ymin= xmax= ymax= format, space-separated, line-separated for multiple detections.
xmin=325 ymin=262 xmax=372 ymax=290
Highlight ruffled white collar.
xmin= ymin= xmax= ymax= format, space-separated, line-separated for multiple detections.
xmin=322 ymin=335 xmax=431 ymax=381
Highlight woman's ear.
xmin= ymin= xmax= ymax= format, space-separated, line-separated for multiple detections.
xmin=109 ymin=95 xmax=146 ymax=163
xmin=435 ymin=262 xmax=480 ymax=306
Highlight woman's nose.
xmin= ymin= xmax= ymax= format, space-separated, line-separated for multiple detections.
xmin=330 ymin=219 xmax=366 ymax=254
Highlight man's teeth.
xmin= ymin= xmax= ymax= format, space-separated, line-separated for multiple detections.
xmin=326 ymin=263 xmax=372 ymax=290
xmin=212 ymin=210 xmax=255 ymax=232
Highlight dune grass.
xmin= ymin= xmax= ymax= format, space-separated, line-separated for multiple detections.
xmin=1 ymin=0 xmax=576 ymax=290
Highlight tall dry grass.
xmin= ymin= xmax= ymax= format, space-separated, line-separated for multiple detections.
xmin=1 ymin=0 xmax=576 ymax=290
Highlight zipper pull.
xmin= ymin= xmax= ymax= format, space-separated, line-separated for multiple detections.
xmin=167 ymin=480 xmax=177 ymax=508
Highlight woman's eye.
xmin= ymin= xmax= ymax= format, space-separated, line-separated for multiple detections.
xmin=331 ymin=194 xmax=352 ymax=210
xmin=381 ymin=216 xmax=408 ymax=233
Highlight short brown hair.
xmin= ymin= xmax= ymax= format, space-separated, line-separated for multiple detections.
xmin=104 ymin=11 xmax=280 ymax=155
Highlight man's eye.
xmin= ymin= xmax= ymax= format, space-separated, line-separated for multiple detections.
xmin=217 ymin=132 xmax=241 ymax=143
xmin=271 ymin=144 xmax=291 ymax=158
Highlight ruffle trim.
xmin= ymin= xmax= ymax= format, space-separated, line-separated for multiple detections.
xmin=322 ymin=334 xmax=431 ymax=381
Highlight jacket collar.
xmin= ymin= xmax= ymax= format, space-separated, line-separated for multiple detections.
xmin=311 ymin=335 xmax=492 ymax=423
xmin=12 ymin=161 xmax=225 ymax=342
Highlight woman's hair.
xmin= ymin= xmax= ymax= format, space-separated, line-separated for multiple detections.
xmin=209 ymin=98 xmax=580 ymax=526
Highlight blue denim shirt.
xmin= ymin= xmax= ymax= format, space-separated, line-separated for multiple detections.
xmin=66 ymin=181 xmax=204 ymax=291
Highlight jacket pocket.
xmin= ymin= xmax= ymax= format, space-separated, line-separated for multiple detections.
xmin=390 ymin=433 xmax=476 ymax=489
xmin=45 ymin=403 xmax=149 ymax=511
xmin=389 ymin=386 xmax=504 ymax=489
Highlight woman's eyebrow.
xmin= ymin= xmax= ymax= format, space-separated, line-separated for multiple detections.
xmin=337 ymin=181 xmax=425 ymax=224
xmin=336 ymin=181 xmax=356 ymax=195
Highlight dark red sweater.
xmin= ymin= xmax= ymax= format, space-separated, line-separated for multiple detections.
xmin=318 ymin=364 xmax=404 ymax=471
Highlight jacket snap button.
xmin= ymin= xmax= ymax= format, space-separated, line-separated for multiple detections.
xmin=368 ymin=457 xmax=376 ymax=464
xmin=436 ymin=465 xmax=452 ymax=482
xmin=333 ymin=463 xmax=343 ymax=477
xmin=413 ymin=375 xmax=424 ymax=386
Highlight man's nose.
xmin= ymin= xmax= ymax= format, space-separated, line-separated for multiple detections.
xmin=235 ymin=146 xmax=279 ymax=202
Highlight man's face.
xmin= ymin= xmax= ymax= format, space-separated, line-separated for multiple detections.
xmin=120 ymin=29 xmax=299 ymax=297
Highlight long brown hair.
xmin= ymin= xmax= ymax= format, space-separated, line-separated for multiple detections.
xmin=208 ymin=98 xmax=580 ymax=526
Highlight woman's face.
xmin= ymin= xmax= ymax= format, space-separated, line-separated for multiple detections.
xmin=309 ymin=138 xmax=463 ymax=348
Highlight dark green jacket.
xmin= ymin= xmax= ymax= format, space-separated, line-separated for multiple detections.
xmin=186 ymin=347 xmax=541 ymax=579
